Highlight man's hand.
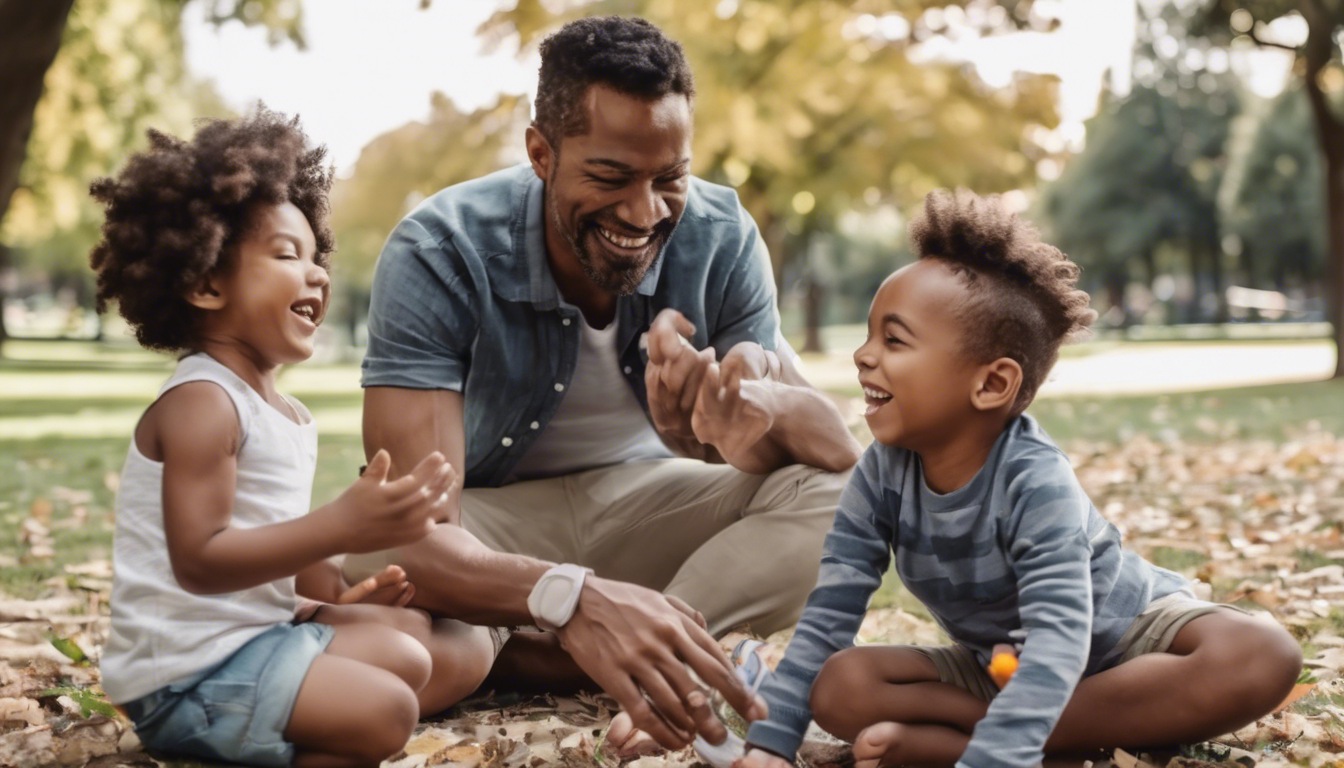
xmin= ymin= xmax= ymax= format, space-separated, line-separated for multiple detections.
xmin=336 ymin=564 xmax=415 ymax=607
xmin=644 ymin=308 xmax=716 ymax=441
xmin=690 ymin=342 xmax=787 ymax=473
xmin=734 ymin=748 xmax=795 ymax=768
xmin=555 ymin=576 xmax=767 ymax=750
xmin=321 ymin=449 xmax=457 ymax=553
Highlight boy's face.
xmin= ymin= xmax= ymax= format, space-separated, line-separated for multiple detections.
xmin=530 ymin=84 xmax=692 ymax=296
xmin=206 ymin=202 xmax=328 ymax=366
xmin=853 ymin=259 xmax=981 ymax=450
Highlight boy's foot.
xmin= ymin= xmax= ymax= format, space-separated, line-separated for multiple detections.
xmin=852 ymin=722 xmax=903 ymax=768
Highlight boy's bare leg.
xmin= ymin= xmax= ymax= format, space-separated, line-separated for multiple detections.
xmin=285 ymin=622 xmax=433 ymax=767
xmin=813 ymin=612 xmax=1300 ymax=768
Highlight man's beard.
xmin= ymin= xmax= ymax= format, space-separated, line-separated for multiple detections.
xmin=547 ymin=185 xmax=675 ymax=296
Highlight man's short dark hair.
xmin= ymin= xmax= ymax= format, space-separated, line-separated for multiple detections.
xmin=533 ymin=16 xmax=695 ymax=146
xmin=910 ymin=189 xmax=1097 ymax=418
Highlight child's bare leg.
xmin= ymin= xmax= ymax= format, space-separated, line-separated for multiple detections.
xmin=812 ymin=612 xmax=1300 ymax=768
xmin=312 ymin=603 xmax=497 ymax=716
xmin=1045 ymin=611 xmax=1300 ymax=751
xmin=285 ymin=622 xmax=433 ymax=767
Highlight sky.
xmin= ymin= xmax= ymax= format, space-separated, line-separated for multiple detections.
xmin=180 ymin=0 xmax=1288 ymax=176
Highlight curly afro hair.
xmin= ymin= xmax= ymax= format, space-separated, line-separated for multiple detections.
xmin=909 ymin=189 xmax=1097 ymax=417
xmin=533 ymin=16 xmax=694 ymax=146
xmin=89 ymin=108 xmax=334 ymax=353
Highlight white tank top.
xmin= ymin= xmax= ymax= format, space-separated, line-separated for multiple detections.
xmin=101 ymin=354 xmax=318 ymax=703
xmin=508 ymin=317 xmax=672 ymax=481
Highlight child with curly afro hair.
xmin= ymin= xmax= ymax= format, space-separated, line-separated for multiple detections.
xmin=92 ymin=109 xmax=497 ymax=767
xmin=732 ymin=190 xmax=1301 ymax=768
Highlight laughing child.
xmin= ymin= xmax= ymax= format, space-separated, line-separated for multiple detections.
xmin=738 ymin=190 xmax=1302 ymax=768
xmin=92 ymin=110 xmax=496 ymax=767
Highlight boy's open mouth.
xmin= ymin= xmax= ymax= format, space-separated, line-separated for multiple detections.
xmin=862 ymin=384 xmax=892 ymax=416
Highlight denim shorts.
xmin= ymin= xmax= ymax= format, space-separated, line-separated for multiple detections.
xmin=121 ymin=622 xmax=335 ymax=767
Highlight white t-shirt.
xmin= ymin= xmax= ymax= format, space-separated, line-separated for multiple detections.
xmin=101 ymin=354 xmax=318 ymax=703
xmin=508 ymin=317 xmax=673 ymax=481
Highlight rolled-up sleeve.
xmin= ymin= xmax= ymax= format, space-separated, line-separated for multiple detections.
xmin=362 ymin=219 xmax=478 ymax=392
xmin=708 ymin=203 xmax=780 ymax=358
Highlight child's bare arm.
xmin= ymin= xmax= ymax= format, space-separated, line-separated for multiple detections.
xmin=158 ymin=382 xmax=455 ymax=595
xmin=295 ymin=559 xmax=346 ymax=603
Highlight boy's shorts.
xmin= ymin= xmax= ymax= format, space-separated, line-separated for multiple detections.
xmin=910 ymin=591 xmax=1254 ymax=703
xmin=120 ymin=621 xmax=335 ymax=767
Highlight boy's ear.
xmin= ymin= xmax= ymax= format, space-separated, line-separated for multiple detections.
xmin=524 ymin=125 xmax=555 ymax=182
xmin=971 ymin=357 xmax=1023 ymax=412
xmin=184 ymin=275 xmax=226 ymax=311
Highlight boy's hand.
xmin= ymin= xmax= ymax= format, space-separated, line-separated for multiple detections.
xmin=325 ymin=450 xmax=456 ymax=553
xmin=644 ymin=308 xmax=716 ymax=440
xmin=734 ymin=748 xmax=794 ymax=768
xmin=336 ymin=564 xmax=415 ymax=607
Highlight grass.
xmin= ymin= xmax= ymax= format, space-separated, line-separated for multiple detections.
xmin=1 ymin=338 xmax=1341 ymax=611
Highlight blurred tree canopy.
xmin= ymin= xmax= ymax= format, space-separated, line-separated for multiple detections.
xmin=1044 ymin=0 xmax=1240 ymax=326
xmin=480 ymin=0 xmax=1062 ymax=350
xmin=0 ymin=0 xmax=302 ymax=341
xmin=1197 ymin=0 xmax=1344 ymax=375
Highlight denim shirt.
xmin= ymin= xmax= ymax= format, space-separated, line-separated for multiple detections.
xmin=362 ymin=164 xmax=781 ymax=487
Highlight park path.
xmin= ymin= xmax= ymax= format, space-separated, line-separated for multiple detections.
xmin=799 ymin=339 xmax=1337 ymax=397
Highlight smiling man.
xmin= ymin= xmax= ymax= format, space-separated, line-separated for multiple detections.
xmin=347 ymin=16 xmax=861 ymax=752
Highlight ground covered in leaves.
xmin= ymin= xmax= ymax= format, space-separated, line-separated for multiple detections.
xmin=4 ymin=427 xmax=1344 ymax=767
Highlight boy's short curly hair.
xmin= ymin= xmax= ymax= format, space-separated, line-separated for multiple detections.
xmin=89 ymin=109 xmax=334 ymax=353
xmin=910 ymin=189 xmax=1096 ymax=417
xmin=533 ymin=16 xmax=694 ymax=147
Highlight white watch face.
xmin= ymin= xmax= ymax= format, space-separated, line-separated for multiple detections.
xmin=535 ymin=574 xmax=577 ymax=627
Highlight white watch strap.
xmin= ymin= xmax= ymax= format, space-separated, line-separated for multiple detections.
xmin=527 ymin=563 xmax=593 ymax=632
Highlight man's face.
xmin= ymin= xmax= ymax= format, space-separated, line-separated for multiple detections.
xmin=537 ymin=84 xmax=692 ymax=296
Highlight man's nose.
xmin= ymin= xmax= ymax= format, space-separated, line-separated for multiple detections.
xmin=617 ymin=183 xmax=669 ymax=231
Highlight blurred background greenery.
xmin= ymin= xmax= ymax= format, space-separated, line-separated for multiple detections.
xmin=1 ymin=0 xmax=1341 ymax=374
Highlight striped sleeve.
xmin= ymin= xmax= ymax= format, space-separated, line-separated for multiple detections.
xmin=957 ymin=452 xmax=1094 ymax=768
xmin=745 ymin=447 xmax=894 ymax=759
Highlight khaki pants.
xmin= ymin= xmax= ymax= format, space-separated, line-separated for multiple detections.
xmin=345 ymin=458 xmax=850 ymax=637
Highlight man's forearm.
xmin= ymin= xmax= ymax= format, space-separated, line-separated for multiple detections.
xmin=399 ymin=522 xmax=551 ymax=626
xmin=756 ymin=384 xmax=861 ymax=473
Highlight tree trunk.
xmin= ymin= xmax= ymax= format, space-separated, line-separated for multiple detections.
xmin=1209 ymin=244 xmax=1229 ymax=324
xmin=0 ymin=0 xmax=77 ymax=227
xmin=802 ymin=275 xmax=824 ymax=353
xmin=1299 ymin=0 xmax=1344 ymax=377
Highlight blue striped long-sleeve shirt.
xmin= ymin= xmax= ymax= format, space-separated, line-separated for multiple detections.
xmin=746 ymin=415 xmax=1188 ymax=768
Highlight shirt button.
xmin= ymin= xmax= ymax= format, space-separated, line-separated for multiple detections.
xmin=501 ymin=436 xmax=513 ymax=447
xmin=529 ymin=421 xmax=540 ymax=430
xmin=562 ymin=318 xmax=572 ymax=326
xmin=554 ymin=382 xmax=565 ymax=392
xmin=623 ymin=366 xmax=632 ymax=375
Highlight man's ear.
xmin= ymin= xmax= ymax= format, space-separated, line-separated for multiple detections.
xmin=524 ymin=125 xmax=555 ymax=183
xmin=184 ymin=274 xmax=226 ymax=311
xmin=971 ymin=357 xmax=1023 ymax=413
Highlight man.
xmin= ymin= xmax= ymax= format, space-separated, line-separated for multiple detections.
xmin=346 ymin=15 xmax=861 ymax=752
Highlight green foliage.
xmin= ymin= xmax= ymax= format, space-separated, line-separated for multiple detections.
xmin=45 ymin=634 xmax=88 ymax=665
xmin=1226 ymin=86 xmax=1327 ymax=287
xmin=37 ymin=686 xmax=119 ymax=718
xmin=479 ymin=0 xmax=1060 ymax=279
xmin=330 ymin=93 xmax=530 ymax=286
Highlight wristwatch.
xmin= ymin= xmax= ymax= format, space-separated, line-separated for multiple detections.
xmin=527 ymin=563 xmax=593 ymax=632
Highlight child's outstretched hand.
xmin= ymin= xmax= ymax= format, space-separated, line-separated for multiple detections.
xmin=337 ymin=564 xmax=415 ymax=607
xmin=324 ymin=450 xmax=456 ymax=553
xmin=987 ymin=643 xmax=1019 ymax=689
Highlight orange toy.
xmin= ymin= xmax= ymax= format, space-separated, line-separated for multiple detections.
xmin=987 ymin=651 xmax=1018 ymax=689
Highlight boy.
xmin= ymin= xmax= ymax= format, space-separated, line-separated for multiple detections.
xmin=737 ymin=190 xmax=1301 ymax=768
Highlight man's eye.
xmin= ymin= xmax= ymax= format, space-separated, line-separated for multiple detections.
xmin=657 ymin=174 xmax=687 ymax=187
xmin=589 ymin=175 xmax=625 ymax=186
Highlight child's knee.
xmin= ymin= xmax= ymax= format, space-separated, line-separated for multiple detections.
xmin=811 ymin=648 xmax=875 ymax=737
xmin=384 ymin=627 xmax=434 ymax=692
xmin=1194 ymin=621 xmax=1302 ymax=713
xmin=355 ymin=683 xmax=421 ymax=762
